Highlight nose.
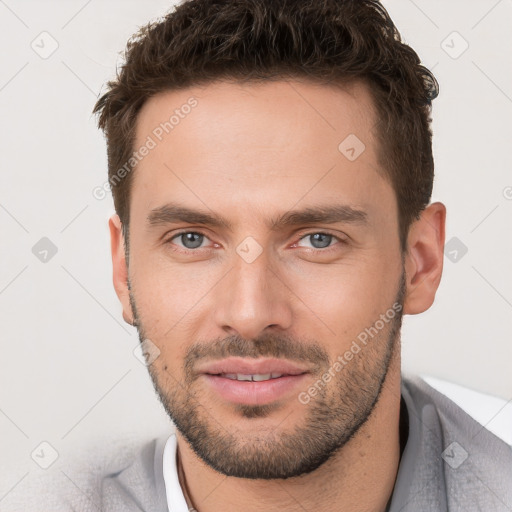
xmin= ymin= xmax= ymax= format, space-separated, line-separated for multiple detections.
xmin=213 ymin=247 xmax=293 ymax=340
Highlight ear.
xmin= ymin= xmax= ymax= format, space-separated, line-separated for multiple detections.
xmin=109 ymin=214 xmax=134 ymax=325
xmin=403 ymin=202 xmax=446 ymax=315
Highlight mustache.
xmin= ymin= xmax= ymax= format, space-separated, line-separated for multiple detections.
xmin=184 ymin=334 xmax=330 ymax=375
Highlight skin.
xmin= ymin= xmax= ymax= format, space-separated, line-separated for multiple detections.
xmin=109 ymin=79 xmax=446 ymax=512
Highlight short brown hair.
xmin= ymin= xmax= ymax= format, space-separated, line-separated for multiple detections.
xmin=93 ymin=0 xmax=438 ymax=250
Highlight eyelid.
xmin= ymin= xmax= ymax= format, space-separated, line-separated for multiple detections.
xmin=296 ymin=228 xmax=348 ymax=241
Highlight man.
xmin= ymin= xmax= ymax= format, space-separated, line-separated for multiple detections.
xmin=87 ymin=0 xmax=512 ymax=510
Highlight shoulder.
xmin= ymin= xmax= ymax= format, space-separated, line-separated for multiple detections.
xmin=51 ymin=435 xmax=170 ymax=512
xmin=401 ymin=373 xmax=512 ymax=510
xmin=402 ymin=373 xmax=511 ymax=446
xmin=99 ymin=435 xmax=168 ymax=512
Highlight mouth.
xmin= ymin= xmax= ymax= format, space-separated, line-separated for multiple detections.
xmin=198 ymin=357 xmax=310 ymax=406
xmin=214 ymin=372 xmax=289 ymax=382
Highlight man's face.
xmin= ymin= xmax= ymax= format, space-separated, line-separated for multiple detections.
xmin=120 ymin=80 xmax=406 ymax=478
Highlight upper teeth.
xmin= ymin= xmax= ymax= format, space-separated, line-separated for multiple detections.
xmin=222 ymin=373 xmax=284 ymax=381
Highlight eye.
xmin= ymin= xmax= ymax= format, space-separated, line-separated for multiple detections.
xmin=168 ymin=231 xmax=210 ymax=250
xmin=165 ymin=230 xmax=345 ymax=254
xmin=296 ymin=232 xmax=343 ymax=250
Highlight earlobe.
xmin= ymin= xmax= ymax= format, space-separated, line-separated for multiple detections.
xmin=109 ymin=214 xmax=135 ymax=325
xmin=403 ymin=202 xmax=446 ymax=315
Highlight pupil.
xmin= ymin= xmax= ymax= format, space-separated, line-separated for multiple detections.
xmin=183 ymin=233 xmax=203 ymax=249
xmin=311 ymin=233 xmax=331 ymax=248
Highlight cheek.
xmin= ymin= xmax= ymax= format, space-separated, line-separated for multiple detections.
xmin=130 ymin=251 xmax=220 ymax=340
xmin=288 ymin=256 xmax=400 ymax=348
xmin=133 ymin=238 xmax=210 ymax=288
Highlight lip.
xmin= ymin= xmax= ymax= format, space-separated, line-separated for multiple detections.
xmin=197 ymin=357 xmax=310 ymax=376
xmin=198 ymin=357 xmax=310 ymax=406
xmin=203 ymin=374 xmax=309 ymax=406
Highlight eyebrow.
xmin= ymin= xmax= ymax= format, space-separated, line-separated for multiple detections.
xmin=146 ymin=202 xmax=368 ymax=231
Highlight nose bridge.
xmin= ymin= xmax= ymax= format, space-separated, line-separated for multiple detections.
xmin=214 ymin=242 xmax=292 ymax=338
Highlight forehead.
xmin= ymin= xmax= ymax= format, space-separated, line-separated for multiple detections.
xmin=130 ymin=79 xmax=394 ymax=225
xmin=135 ymin=79 xmax=377 ymax=156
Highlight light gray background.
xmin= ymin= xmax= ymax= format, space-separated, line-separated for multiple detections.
xmin=1 ymin=0 xmax=511 ymax=506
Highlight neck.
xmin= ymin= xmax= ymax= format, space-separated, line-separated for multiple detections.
xmin=177 ymin=362 xmax=402 ymax=512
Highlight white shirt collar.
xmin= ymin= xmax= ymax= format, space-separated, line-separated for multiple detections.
xmin=163 ymin=432 xmax=193 ymax=512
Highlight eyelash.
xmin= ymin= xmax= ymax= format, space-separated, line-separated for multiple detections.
xmin=165 ymin=230 xmax=346 ymax=254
